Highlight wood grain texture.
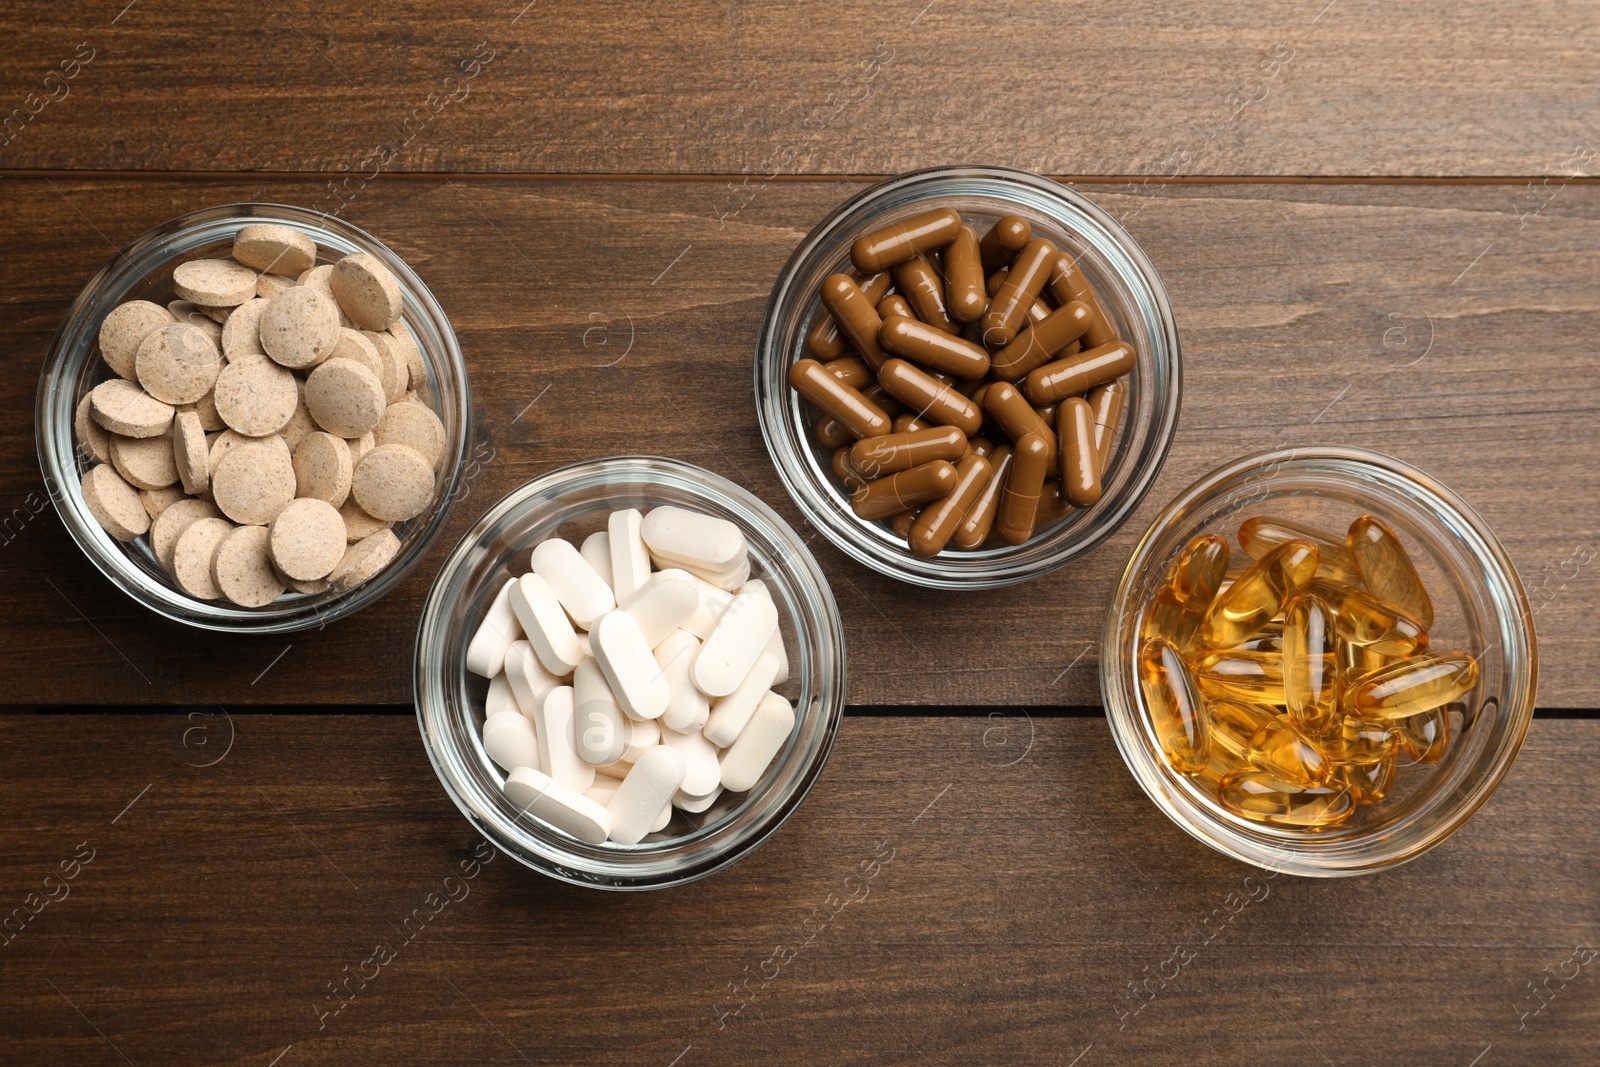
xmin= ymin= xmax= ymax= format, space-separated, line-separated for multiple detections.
xmin=0 ymin=177 xmax=1596 ymax=706
xmin=0 ymin=713 xmax=1593 ymax=1065
xmin=0 ymin=1 xmax=1597 ymax=178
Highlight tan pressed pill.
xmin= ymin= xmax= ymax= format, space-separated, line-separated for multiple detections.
xmin=232 ymin=224 xmax=317 ymax=277
xmin=212 ymin=440 xmax=296 ymax=525
xmin=338 ymin=498 xmax=391 ymax=541
xmin=110 ymin=431 xmax=180 ymax=491
xmin=207 ymin=429 xmax=289 ymax=477
xmin=168 ymin=300 xmax=223 ymax=345
xmin=171 ymin=516 xmax=234 ymax=597
xmin=148 ymin=497 xmax=219 ymax=571
xmin=134 ymin=324 xmax=222 ymax=405
xmin=385 ymin=322 xmax=426 ymax=391
xmin=330 ymin=327 xmax=379 ymax=368
xmin=171 ymin=410 xmax=210 ymax=495
xmin=97 ymin=300 xmax=174 ymax=379
xmin=172 ymin=258 xmax=258 ymax=307
xmin=210 ymin=525 xmax=285 ymax=607
xmin=328 ymin=528 xmax=401 ymax=590
xmin=220 ymin=297 xmax=269 ymax=362
xmin=139 ymin=485 xmax=186 ymax=520
xmin=189 ymin=392 xmax=226 ymax=431
xmin=347 ymin=431 xmax=375 ymax=465
xmin=268 ymin=497 xmax=347 ymax=580
xmin=260 ymin=286 xmax=340 ymax=370
xmin=362 ymin=330 xmax=408 ymax=402
xmin=297 ymin=265 xmax=354 ymax=328
xmin=89 ymin=379 xmax=174 ymax=438
xmin=256 ymin=273 xmax=296 ymax=301
xmin=75 ymin=395 xmax=111 ymax=463
xmin=292 ymin=431 xmax=353 ymax=506
xmin=304 ymin=357 xmax=386 ymax=437
xmin=212 ymin=356 xmax=298 ymax=436
xmin=331 ymin=253 xmax=403 ymax=331
xmin=81 ymin=463 xmax=150 ymax=541
xmin=374 ymin=400 xmax=446 ymax=470
xmin=278 ymin=380 xmax=318 ymax=451
xmin=351 ymin=443 xmax=434 ymax=521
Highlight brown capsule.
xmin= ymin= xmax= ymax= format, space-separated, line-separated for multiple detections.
xmin=877 ymin=358 xmax=983 ymax=435
xmin=822 ymin=355 xmax=873 ymax=391
xmin=995 ymin=431 xmax=1050 ymax=545
xmin=968 ymin=436 xmax=995 ymax=459
xmin=910 ymin=454 xmax=994 ymax=558
xmin=1035 ymin=401 xmax=1057 ymax=426
xmin=850 ymin=425 xmax=967 ymax=477
xmin=991 ymin=300 xmax=1093 ymax=382
xmin=979 ymin=214 xmax=1033 ymax=273
xmin=891 ymin=256 xmax=958 ymax=334
xmin=952 ymin=445 xmax=1011 ymax=549
xmin=980 ymin=239 xmax=1057 ymax=347
xmin=831 ymin=445 xmax=867 ymax=490
xmin=944 ymin=224 xmax=988 ymax=324
xmin=889 ymin=509 xmax=918 ymax=539
xmin=879 ymin=315 xmax=991 ymax=380
xmin=788 ymin=358 xmax=891 ymax=439
xmin=1086 ymin=377 xmax=1127 ymax=476
xmin=816 ymin=415 xmax=852 ymax=450
xmin=970 ymin=382 xmax=993 ymax=412
xmin=807 ymin=271 xmax=890 ymax=359
xmin=861 ymin=383 xmax=905 ymax=418
xmin=1023 ymin=340 xmax=1137 ymax=405
xmin=892 ymin=413 xmax=931 ymax=433
xmin=1058 ymin=397 xmax=1100 ymax=507
xmin=876 ymin=294 xmax=915 ymax=321
xmin=820 ymin=274 xmax=887 ymax=370
xmin=985 ymin=271 xmax=1051 ymax=326
xmin=985 ymin=268 xmax=1008 ymax=297
xmin=851 ymin=460 xmax=958 ymax=520
xmin=1047 ymin=253 xmax=1118 ymax=348
xmin=982 ymin=381 xmax=1059 ymax=472
xmin=851 ymin=207 xmax=963 ymax=273
xmin=1037 ymin=480 xmax=1073 ymax=526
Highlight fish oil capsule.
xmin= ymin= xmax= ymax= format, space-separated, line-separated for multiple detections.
xmin=1058 ymin=396 xmax=1100 ymax=507
xmin=1206 ymin=699 xmax=1278 ymax=764
xmin=851 ymin=207 xmax=963 ymax=273
xmin=910 ymin=454 xmax=994 ymax=558
xmin=1341 ymin=640 xmax=1388 ymax=679
xmin=1283 ymin=593 xmax=1341 ymax=736
xmin=789 ymin=358 xmax=892 ymax=439
xmin=1307 ymin=579 xmax=1428 ymax=657
xmin=1171 ymin=534 xmax=1231 ymax=608
xmin=1331 ymin=753 xmax=1396 ymax=805
xmin=820 ymin=274 xmax=888 ymax=369
xmin=1396 ymin=702 xmax=1452 ymax=763
xmin=877 ymin=358 xmax=983 ymax=435
xmin=851 ymin=460 xmax=958 ymax=521
xmin=1238 ymin=515 xmax=1362 ymax=586
xmin=1346 ymin=652 xmax=1478 ymax=719
xmin=952 ymin=445 xmax=1011 ymax=549
xmin=816 ymin=415 xmax=853 ymax=449
xmin=980 ymin=238 xmax=1056 ymax=347
xmin=1141 ymin=585 xmax=1204 ymax=652
xmin=1247 ymin=717 xmax=1330 ymax=788
xmin=978 ymin=214 xmax=1033 ymax=272
xmin=891 ymin=256 xmax=958 ymax=334
xmin=850 ymin=425 xmax=967 ymax=477
xmin=995 ymin=431 xmax=1050 ymax=545
xmin=1086 ymin=378 xmax=1127 ymax=476
xmin=877 ymin=294 xmax=915 ymax=321
xmin=1201 ymin=539 xmax=1319 ymax=648
xmin=944 ymin=224 xmax=988 ymax=323
xmin=1192 ymin=649 xmax=1286 ymax=705
xmin=1022 ymin=340 xmax=1137 ymax=406
xmin=1217 ymin=770 xmax=1355 ymax=828
xmin=1046 ymin=253 xmax=1119 ymax=348
xmin=879 ymin=316 xmax=991 ymax=379
xmin=991 ymin=301 xmax=1093 ymax=382
xmin=1322 ymin=713 xmax=1398 ymax=765
xmin=1138 ymin=637 xmax=1211 ymax=776
xmin=1348 ymin=515 xmax=1435 ymax=628
xmin=822 ymin=355 xmax=874 ymax=391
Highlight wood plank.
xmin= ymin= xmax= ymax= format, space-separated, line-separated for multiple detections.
xmin=0 ymin=713 xmax=1593 ymax=1064
xmin=0 ymin=1 xmax=1597 ymax=177
xmin=1 ymin=178 xmax=1595 ymax=706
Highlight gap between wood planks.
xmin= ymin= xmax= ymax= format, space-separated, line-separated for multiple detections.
xmin=9 ymin=705 xmax=1600 ymax=717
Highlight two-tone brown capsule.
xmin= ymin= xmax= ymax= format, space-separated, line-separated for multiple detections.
xmin=995 ymin=431 xmax=1050 ymax=545
xmin=851 ymin=460 xmax=958 ymax=520
xmin=1022 ymin=340 xmax=1136 ymax=405
xmin=879 ymin=316 xmax=991 ymax=379
xmin=788 ymin=358 xmax=891 ymax=440
xmin=850 ymin=207 xmax=963 ymax=273
xmin=877 ymin=359 xmax=983 ymax=435
xmin=980 ymin=238 xmax=1057 ymax=347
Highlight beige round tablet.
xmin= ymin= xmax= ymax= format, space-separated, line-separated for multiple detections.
xmin=304 ymin=357 xmax=386 ymax=437
xmin=188 ymin=392 xmax=226 ymax=431
xmin=173 ymin=258 xmax=257 ymax=307
xmin=330 ymin=326 xmax=379 ymax=367
xmin=233 ymin=224 xmax=317 ymax=277
xmin=351 ymin=443 xmax=434 ymax=522
xmin=208 ymin=429 xmax=290 ymax=476
xmin=139 ymin=485 xmax=187 ymax=521
xmin=135 ymin=323 xmax=222 ymax=405
xmin=98 ymin=300 xmax=175 ymax=379
xmin=257 ymin=273 xmax=296 ymax=301
xmin=196 ymin=303 xmax=233 ymax=324
xmin=168 ymin=300 xmax=223 ymax=345
xmin=363 ymin=330 xmax=408 ymax=403
xmin=338 ymin=497 xmax=391 ymax=541
xmin=385 ymin=322 xmax=426 ymax=389
xmin=347 ymin=431 xmax=375 ymax=465
xmin=279 ymin=381 xmax=318 ymax=451
xmin=281 ymin=573 xmax=330 ymax=595
xmin=110 ymin=431 xmax=179 ymax=491
xmin=221 ymin=297 xmax=269 ymax=362
xmin=298 ymin=265 xmax=354 ymax=328
xmin=212 ymin=441 xmax=296 ymax=525
xmin=75 ymin=394 xmax=112 ymax=463
xmin=173 ymin=517 xmax=233 ymax=598
xmin=171 ymin=410 xmax=209 ymax=495
xmin=268 ymin=497 xmax=347 ymax=580
xmin=329 ymin=528 xmax=401 ymax=590
xmin=89 ymin=379 xmax=174 ymax=438
xmin=81 ymin=463 xmax=150 ymax=541
xmin=260 ymin=286 xmax=340 ymax=370
xmin=291 ymin=431 xmax=353 ymax=506
xmin=212 ymin=524 xmax=286 ymax=607
xmin=331 ymin=253 xmax=403 ymax=331
xmin=374 ymin=400 xmax=446 ymax=470
xmin=150 ymin=497 xmax=220 ymax=572
xmin=213 ymin=357 xmax=298 ymax=436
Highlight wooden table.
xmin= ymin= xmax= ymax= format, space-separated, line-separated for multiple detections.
xmin=1 ymin=2 xmax=1596 ymax=1062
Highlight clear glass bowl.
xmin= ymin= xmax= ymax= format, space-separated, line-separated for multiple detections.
xmin=35 ymin=203 xmax=470 ymax=632
xmin=414 ymin=456 xmax=847 ymax=890
xmin=1102 ymin=446 xmax=1538 ymax=876
xmin=755 ymin=165 xmax=1182 ymax=589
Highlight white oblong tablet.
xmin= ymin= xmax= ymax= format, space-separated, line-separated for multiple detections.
xmin=608 ymin=508 xmax=651 ymax=602
xmin=482 ymin=710 xmax=539 ymax=773
xmin=620 ymin=568 xmax=700 ymax=648
xmin=720 ymin=691 xmax=796 ymax=792
xmin=745 ymin=580 xmax=791 ymax=684
xmin=679 ymin=573 xmax=735 ymax=640
xmin=532 ymin=685 xmax=594 ymax=793
xmin=573 ymin=659 xmax=627 ymax=767
xmin=703 ymin=651 xmax=782 ymax=748
xmin=592 ymin=610 xmax=669 ymax=720
xmin=692 ymin=590 xmax=779 ymax=697
xmin=510 ymin=572 xmax=585 ymax=677
xmin=660 ymin=724 xmax=721 ymax=796
xmin=504 ymin=767 xmax=612 ymax=845
xmin=673 ymin=785 xmax=723 ymax=814
xmin=654 ymin=629 xmax=710 ymax=732
xmin=580 ymin=530 xmax=613 ymax=590
xmin=650 ymin=804 xmax=672 ymax=833
xmin=466 ymin=577 xmax=522 ymax=678
xmin=485 ymin=671 xmax=517 ymax=717
xmin=607 ymin=745 xmax=685 ymax=845
xmin=641 ymin=505 xmax=747 ymax=571
xmin=620 ymin=716 xmax=660 ymax=762
xmin=585 ymin=774 xmax=625 ymax=807
xmin=678 ymin=556 xmax=751 ymax=593
xmin=530 ymin=537 xmax=615 ymax=630
xmin=504 ymin=639 xmax=559 ymax=717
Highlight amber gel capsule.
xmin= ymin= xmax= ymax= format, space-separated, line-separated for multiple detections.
xmin=807 ymin=271 xmax=891 ymax=359
xmin=991 ymin=300 xmax=1093 ymax=382
xmin=1323 ymin=713 xmax=1398 ymax=764
xmin=877 ymin=359 xmax=983 ymax=436
xmin=978 ymin=214 xmax=1033 ymax=272
xmin=1348 ymin=515 xmax=1435 ymax=628
xmin=850 ymin=425 xmax=967 ymax=478
xmin=851 ymin=460 xmax=957 ymax=520
xmin=1217 ymin=769 xmax=1354 ymax=828
xmin=788 ymin=358 xmax=892 ymax=439
xmin=1046 ymin=253 xmax=1118 ymax=349
xmin=944 ymin=224 xmax=987 ymax=323
xmin=1201 ymin=538 xmax=1319 ymax=648
xmin=820 ymin=274 xmax=888 ymax=370
xmin=1246 ymin=717 xmax=1330 ymax=789
xmin=1396 ymin=702 xmax=1452 ymax=763
xmin=879 ymin=316 xmax=991 ymax=379
xmin=995 ymin=431 xmax=1050 ymax=545
xmin=980 ymin=238 xmax=1057 ymax=347
xmin=1086 ymin=378 xmax=1126 ymax=475
xmin=1206 ymin=699 xmax=1277 ymax=765
xmin=851 ymin=207 xmax=963 ymax=273
xmin=1238 ymin=515 xmax=1362 ymax=586
xmin=891 ymin=256 xmax=958 ymax=334
xmin=1139 ymin=637 xmax=1211 ymax=776
xmin=1306 ymin=579 xmax=1428 ymax=657
xmin=1347 ymin=652 xmax=1478 ymax=720
xmin=1330 ymin=754 xmax=1396 ymax=804
xmin=1058 ymin=397 xmax=1100 ymax=507
xmin=1192 ymin=649 xmax=1285 ymax=705
xmin=1023 ymin=340 xmax=1137 ymax=406
xmin=952 ymin=445 xmax=1011 ymax=549
xmin=910 ymin=454 xmax=994 ymax=557
xmin=1283 ymin=592 xmax=1341 ymax=737
xmin=1141 ymin=534 xmax=1230 ymax=652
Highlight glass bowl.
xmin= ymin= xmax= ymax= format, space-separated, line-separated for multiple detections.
xmin=1103 ymin=446 xmax=1538 ymax=876
xmin=755 ymin=165 xmax=1182 ymax=589
xmin=35 ymin=203 xmax=469 ymax=632
xmin=414 ymin=456 xmax=847 ymax=890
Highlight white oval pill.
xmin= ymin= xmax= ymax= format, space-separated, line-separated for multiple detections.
xmin=510 ymin=572 xmax=585 ymax=677
xmin=573 ymin=658 xmax=627 ymax=766
xmin=482 ymin=710 xmax=539 ymax=773
xmin=677 ymin=555 xmax=752 ymax=593
xmin=679 ymin=573 xmax=735 ymax=640
xmin=703 ymin=651 xmax=783 ymax=748
xmin=621 ymin=569 xmax=700 ymax=648
xmin=486 ymin=672 xmax=517 ymax=718
xmin=641 ymin=505 xmax=747 ymax=571
xmin=620 ymin=716 xmax=660 ymax=763
xmin=467 ymin=577 xmax=522 ymax=678
xmin=607 ymin=746 xmax=685 ymax=845
xmin=592 ymin=610 xmax=669 ymax=721
xmin=720 ymin=692 xmax=796 ymax=793
xmin=579 ymin=530 xmax=613 ymax=590
xmin=585 ymin=774 xmax=625 ymax=808
xmin=530 ymin=537 xmax=615 ymax=630
xmin=745 ymin=579 xmax=791 ymax=684
xmin=692 ymin=590 xmax=779 ymax=697
xmin=651 ymin=804 xmax=673 ymax=834
xmin=504 ymin=767 xmax=613 ymax=845
xmin=504 ymin=639 xmax=559 ymax=717
xmin=532 ymin=686 xmax=595 ymax=794
xmin=654 ymin=629 xmax=710 ymax=732
xmin=607 ymin=508 xmax=652 ymax=602
xmin=660 ymin=724 xmax=721 ymax=796
xmin=673 ymin=785 xmax=723 ymax=814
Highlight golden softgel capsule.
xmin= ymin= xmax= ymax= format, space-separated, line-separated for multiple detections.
xmin=1283 ymin=592 xmax=1340 ymax=736
xmin=1346 ymin=652 xmax=1478 ymax=719
xmin=1348 ymin=515 xmax=1435 ymax=628
xmin=1140 ymin=637 xmax=1211 ymax=776
xmin=1217 ymin=770 xmax=1354 ymax=828
xmin=1201 ymin=538 xmax=1319 ymax=648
